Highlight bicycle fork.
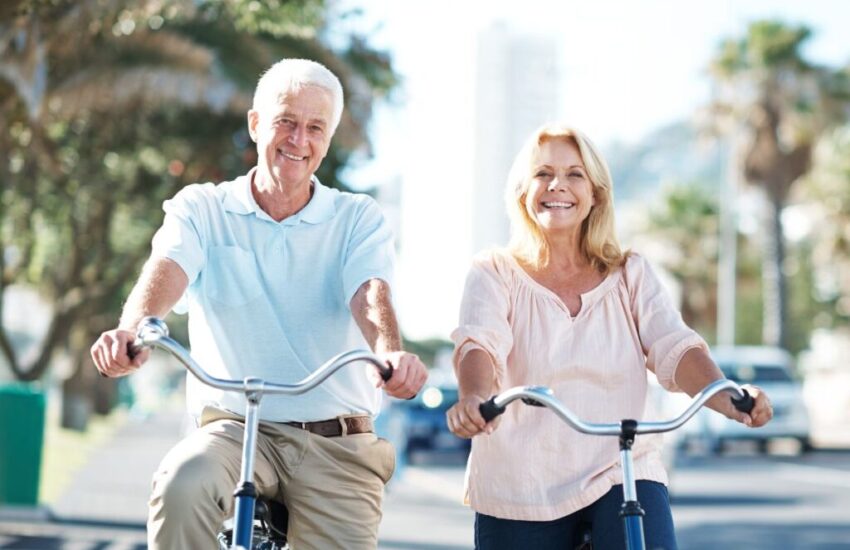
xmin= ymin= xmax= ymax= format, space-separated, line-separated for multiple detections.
xmin=618 ymin=419 xmax=646 ymax=550
xmin=232 ymin=384 xmax=264 ymax=549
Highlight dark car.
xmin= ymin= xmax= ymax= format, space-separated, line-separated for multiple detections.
xmin=392 ymin=379 xmax=470 ymax=462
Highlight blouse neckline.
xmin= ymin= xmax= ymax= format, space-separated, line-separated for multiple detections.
xmin=501 ymin=251 xmax=622 ymax=317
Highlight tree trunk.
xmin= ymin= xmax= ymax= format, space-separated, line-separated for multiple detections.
xmin=92 ymin=361 xmax=118 ymax=416
xmin=761 ymin=194 xmax=787 ymax=348
xmin=60 ymin=320 xmax=120 ymax=427
xmin=60 ymin=364 xmax=92 ymax=431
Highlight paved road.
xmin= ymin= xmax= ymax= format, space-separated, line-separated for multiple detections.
xmin=673 ymin=450 xmax=850 ymax=549
xmin=2 ymin=407 xmax=848 ymax=550
xmin=383 ymin=450 xmax=850 ymax=550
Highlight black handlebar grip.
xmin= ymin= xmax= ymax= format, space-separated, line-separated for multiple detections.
xmin=127 ymin=342 xmax=141 ymax=360
xmin=479 ymin=397 xmax=506 ymax=422
xmin=379 ymin=362 xmax=418 ymax=400
xmin=98 ymin=340 xmax=141 ymax=378
xmin=731 ymin=389 xmax=755 ymax=414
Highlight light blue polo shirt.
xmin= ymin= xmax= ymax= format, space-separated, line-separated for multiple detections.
xmin=150 ymin=169 xmax=394 ymax=422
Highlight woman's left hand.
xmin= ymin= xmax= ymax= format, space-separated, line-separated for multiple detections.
xmin=724 ymin=384 xmax=773 ymax=428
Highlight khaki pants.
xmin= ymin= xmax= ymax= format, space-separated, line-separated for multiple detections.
xmin=147 ymin=408 xmax=396 ymax=549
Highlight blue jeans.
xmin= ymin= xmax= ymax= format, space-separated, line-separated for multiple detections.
xmin=475 ymin=481 xmax=677 ymax=550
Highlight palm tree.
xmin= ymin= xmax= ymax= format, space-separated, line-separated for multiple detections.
xmin=1 ymin=0 xmax=399 ymax=428
xmin=1 ymin=0 xmax=251 ymax=385
xmin=798 ymin=126 xmax=850 ymax=325
xmin=638 ymin=183 xmax=720 ymax=338
xmin=706 ymin=20 xmax=849 ymax=349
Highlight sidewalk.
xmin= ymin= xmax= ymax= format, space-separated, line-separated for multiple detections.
xmin=0 ymin=399 xmax=185 ymax=548
xmin=49 ymin=400 xmax=186 ymax=525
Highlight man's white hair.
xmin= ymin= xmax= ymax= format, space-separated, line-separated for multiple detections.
xmin=252 ymin=59 xmax=344 ymax=133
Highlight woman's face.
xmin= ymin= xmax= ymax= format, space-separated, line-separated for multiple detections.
xmin=524 ymin=138 xmax=596 ymax=237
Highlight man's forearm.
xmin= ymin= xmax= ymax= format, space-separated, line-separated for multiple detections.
xmin=118 ymin=257 xmax=189 ymax=331
xmin=350 ymin=279 xmax=402 ymax=353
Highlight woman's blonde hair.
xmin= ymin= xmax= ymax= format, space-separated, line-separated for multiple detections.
xmin=505 ymin=123 xmax=627 ymax=273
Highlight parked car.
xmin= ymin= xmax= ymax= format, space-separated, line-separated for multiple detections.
xmin=390 ymin=370 xmax=470 ymax=462
xmin=685 ymin=346 xmax=811 ymax=454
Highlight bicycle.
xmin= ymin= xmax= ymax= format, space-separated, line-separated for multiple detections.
xmin=131 ymin=316 xmax=394 ymax=550
xmin=477 ymin=379 xmax=755 ymax=550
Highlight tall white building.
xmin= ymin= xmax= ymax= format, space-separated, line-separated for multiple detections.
xmin=472 ymin=23 xmax=561 ymax=254
xmin=395 ymin=22 xmax=561 ymax=340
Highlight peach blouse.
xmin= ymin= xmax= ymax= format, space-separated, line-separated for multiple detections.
xmin=451 ymin=250 xmax=707 ymax=521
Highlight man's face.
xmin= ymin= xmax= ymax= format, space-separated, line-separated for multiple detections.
xmin=248 ymin=85 xmax=334 ymax=192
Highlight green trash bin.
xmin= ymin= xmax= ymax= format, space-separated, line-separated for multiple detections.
xmin=0 ymin=384 xmax=46 ymax=505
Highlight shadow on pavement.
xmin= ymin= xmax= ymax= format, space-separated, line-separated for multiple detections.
xmin=678 ymin=522 xmax=850 ymax=550
xmin=0 ymin=516 xmax=147 ymax=549
xmin=51 ymin=515 xmax=146 ymax=531
xmin=379 ymin=540 xmax=468 ymax=550
xmin=671 ymin=494 xmax=799 ymax=506
xmin=0 ymin=535 xmax=146 ymax=550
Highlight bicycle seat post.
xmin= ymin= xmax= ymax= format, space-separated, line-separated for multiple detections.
xmin=618 ymin=419 xmax=646 ymax=550
xmin=231 ymin=378 xmax=265 ymax=549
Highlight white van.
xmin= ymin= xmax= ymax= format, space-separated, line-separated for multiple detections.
xmin=688 ymin=346 xmax=811 ymax=453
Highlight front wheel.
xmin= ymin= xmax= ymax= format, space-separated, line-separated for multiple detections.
xmin=218 ymin=523 xmax=289 ymax=550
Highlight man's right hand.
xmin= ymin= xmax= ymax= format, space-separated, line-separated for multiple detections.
xmin=91 ymin=328 xmax=149 ymax=377
xmin=446 ymin=394 xmax=500 ymax=439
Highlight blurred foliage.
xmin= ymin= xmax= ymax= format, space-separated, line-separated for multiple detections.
xmin=732 ymin=234 xmax=763 ymax=347
xmin=784 ymin=240 xmax=823 ymax=355
xmin=0 ymin=0 xmax=399 ymax=398
xmin=402 ymin=337 xmax=452 ymax=371
xmin=199 ymin=0 xmax=324 ymax=38
xmin=640 ymin=181 xmax=821 ymax=355
xmin=644 ymin=183 xmax=720 ymax=338
xmin=705 ymin=19 xmax=850 ymax=349
xmin=713 ymin=21 xmax=812 ymax=74
xmin=797 ymin=126 xmax=850 ymax=327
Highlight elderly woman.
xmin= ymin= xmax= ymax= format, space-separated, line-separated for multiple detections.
xmin=446 ymin=124 xmax=773 ymax=550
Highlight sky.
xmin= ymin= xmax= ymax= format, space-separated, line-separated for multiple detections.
xmin=338 ymin=0 xmax=850 ymax=341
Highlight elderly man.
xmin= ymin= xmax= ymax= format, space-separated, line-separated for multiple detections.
xmin=91 ymin=58 xmax=428 ymax=549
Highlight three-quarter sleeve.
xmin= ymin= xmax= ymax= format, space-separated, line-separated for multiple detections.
xmin=626 ymin=255 xmax=708 ymax=391
xmin=451 ymin=255 xmax=514 ymax=387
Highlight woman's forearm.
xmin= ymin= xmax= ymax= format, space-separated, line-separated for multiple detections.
xmin=673 ymin=347 xmax=735 ymax=417
xmin=457 ymin=348 xmax=498 ymax=399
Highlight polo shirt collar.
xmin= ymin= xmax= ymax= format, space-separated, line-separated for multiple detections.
xmin=298 ymin=177 xmax=335 ymax=225
xmin=222 ymin=168 xmax=335 ymax=225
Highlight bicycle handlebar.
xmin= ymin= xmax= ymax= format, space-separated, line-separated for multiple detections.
xmin=478 ymin=379 xmax=754 ymax=436
xmin=131 ymin=316 xmax=392 ymax=395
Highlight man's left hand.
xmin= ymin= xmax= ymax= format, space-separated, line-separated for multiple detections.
xmin=374 ymin=351 xmax=428 ymax=399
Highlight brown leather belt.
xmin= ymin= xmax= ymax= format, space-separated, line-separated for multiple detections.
xmin=283 ymin=415 xmax=373 ymax=437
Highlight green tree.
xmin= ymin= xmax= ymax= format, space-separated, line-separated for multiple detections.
xmin=1 ymin=0 xmax=398 ymax=428
xmin=707 ymin=20 xmax=849 ymax=349
xmin=798 ymin=126 xmax=850 ymax=326
xmin=638 ymin=182 xmax=769 ymax=347
xmin=642 ymin=183 xmax=720 ymax=338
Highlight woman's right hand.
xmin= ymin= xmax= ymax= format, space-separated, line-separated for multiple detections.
xmin=446 ymin=394 xmax=500 ymax=438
